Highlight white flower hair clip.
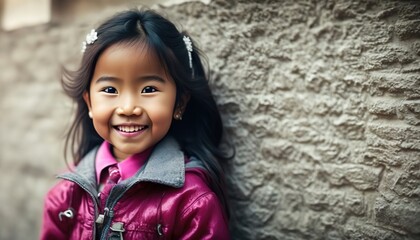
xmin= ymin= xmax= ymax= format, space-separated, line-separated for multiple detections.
xmin=183 ymin=36 xmax=193 ymax=53
xmin=183 ymin=36 xmax=193 ymax=73
xmin=81 ymin=29 xmax=98 ymax=53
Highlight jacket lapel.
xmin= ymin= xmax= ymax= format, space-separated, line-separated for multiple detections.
xmin=58 ymin=147 xmax=99 ymax=196
xmin=64 ymin=136 xmax=186 ymax=189
xmin=131 ymin=136 xmax=185 ymax=188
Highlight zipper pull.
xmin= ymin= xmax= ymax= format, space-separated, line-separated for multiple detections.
xmin=96 ymin=206 xmax=113 ymax=224
xmin=104 ymin=207 xmax=114 ymax=217
xmin=110 ymin=222 xmax=125 ymax=240
xmin=95 ymin=214 xmax=104 ymax=224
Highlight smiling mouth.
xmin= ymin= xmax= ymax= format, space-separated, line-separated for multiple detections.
xmin=114 ymin=125 xmax=148 ymax=133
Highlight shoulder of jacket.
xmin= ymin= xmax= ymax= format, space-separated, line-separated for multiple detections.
xmin=185 ymin=156 xmax=206 ymax=170
xmin=183 ymin=156 xmax=212 ymax=190
xmin=44 ymin=180 xmax=79 ymax=209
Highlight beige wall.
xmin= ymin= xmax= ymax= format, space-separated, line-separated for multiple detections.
xmin=1 ymin=0 xmax=50 ymax=30
xmin=1 ymin=0 xmax=419 ymax=239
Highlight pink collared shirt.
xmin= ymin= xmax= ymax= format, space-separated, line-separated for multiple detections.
xmin=96 ymin=142 xmax=152 ymax=184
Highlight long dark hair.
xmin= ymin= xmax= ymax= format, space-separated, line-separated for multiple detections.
xmin=62 ymin=9 xmax=233 ymax=216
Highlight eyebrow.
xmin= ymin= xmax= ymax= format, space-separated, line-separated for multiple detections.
xmin=94 ymin=75 xmax=167 ymax=84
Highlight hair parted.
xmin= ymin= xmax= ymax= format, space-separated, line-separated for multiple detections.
xmin=62 ymin=8 xmax=234 ymax=216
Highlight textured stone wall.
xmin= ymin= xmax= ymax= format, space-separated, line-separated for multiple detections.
xmin=1 ymin=0 xmax=419 ymax=239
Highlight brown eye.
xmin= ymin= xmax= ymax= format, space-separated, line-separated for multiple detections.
xmin=102 ymin=87 xmax=117 ymax=94
xmin=142 ymin=86 xmax=157 ymax=93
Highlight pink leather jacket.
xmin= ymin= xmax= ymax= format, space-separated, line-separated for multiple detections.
xmin=40 ymin=137 xmax=230 ymax=239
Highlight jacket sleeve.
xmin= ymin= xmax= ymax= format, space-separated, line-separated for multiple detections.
xmin=175 ymin=192 xmax=230 ymax=240
xmin=39 ymin=181 xmax=73 ymax=240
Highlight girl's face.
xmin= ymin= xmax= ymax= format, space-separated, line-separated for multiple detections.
xmin=84 ymin=43 xmax=179 ymax=161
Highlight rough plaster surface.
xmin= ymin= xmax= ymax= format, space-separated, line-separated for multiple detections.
xmin=0 ymin=0 xmax=419 ymax=239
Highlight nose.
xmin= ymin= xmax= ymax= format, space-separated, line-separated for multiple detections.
xmin=116 ymin=95 xmax=142 ymax=116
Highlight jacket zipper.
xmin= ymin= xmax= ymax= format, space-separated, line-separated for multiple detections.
xmin=100 ymin=179 xmax=154 ymax=240
xmin=99 ymin=182 xmax=135 ymax=240
xmin=58 ymin=175 xmax=100 ymax=240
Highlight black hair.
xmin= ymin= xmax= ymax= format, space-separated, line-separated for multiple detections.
xmin=62 ymin=9 xmax=233 ymax=217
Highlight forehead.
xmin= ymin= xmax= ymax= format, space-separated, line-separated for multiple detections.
xmin=93 ymin=41 xmax=167 ymax=78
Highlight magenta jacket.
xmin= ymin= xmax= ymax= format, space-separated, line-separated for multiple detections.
xmin=40 ymin=137 xmax=230 ymax=239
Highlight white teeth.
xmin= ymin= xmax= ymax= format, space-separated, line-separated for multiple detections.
xmin=117 ymin=125 xmax=145 ymax=132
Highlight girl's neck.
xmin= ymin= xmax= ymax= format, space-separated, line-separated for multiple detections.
xmin=111 ymin=145 xmax=154 ymax=163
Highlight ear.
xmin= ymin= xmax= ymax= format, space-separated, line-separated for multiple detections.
xmin=174 ymin=93 xmax=190 ymax=118
xmin=83 ymin=91 xmax=93 ymax=117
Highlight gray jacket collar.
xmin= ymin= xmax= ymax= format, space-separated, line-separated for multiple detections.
xmin=130 ymin=136 xmax=185 ymax=188
xmin=60 ymin=136 xmax=185 ymax=191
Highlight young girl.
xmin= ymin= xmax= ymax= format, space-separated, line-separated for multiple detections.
xmin=41 ymin=9 xmax=232 ymax=239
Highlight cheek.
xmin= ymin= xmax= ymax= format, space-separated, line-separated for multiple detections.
xmin=90 ymin=103 xmax=113 ymax=134
xmin=148 ymin=103 xmax=174 ymax=129
xmin=147 ymin=94 xmax=176 ymax=119
xmin=92 ymin=107 xmax=112 ymax=122
xmin=91 ymin=98 xmax=113 ymax=117
xmin=150 ymin=109 xmax=173 ymax=126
